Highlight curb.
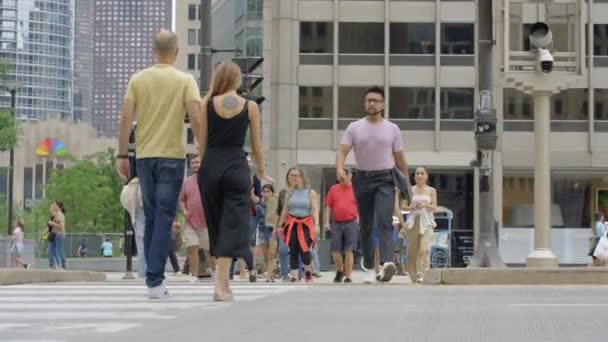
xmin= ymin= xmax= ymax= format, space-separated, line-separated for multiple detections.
xmin=0 ymin=269 xmax=106 ymax=285
xmin=423 ymin=267 xmax=608 ymax=285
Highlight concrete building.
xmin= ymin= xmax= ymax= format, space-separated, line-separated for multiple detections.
xmin=0 ymin=0 xmax=74 ymax=121
xmin=92 ymin=0 xmax=172 ymax=137
xmin=175 ymin=0 xmax=203 ymax=84
xmin=0 ymin=120 xmax=115 ymax=212
xmin=73 ymin=0 xmax=95 ymax=124
xmin=266 ymin=0 xmax=608 ymax=266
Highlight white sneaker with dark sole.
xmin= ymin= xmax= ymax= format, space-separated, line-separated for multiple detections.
xmin=363 ymin=270 xmax=377 ymax=284
xmin=147 ymin=280 xmax=170 ymax=299
xmin=379 ymin=262 xmax=397 ymax=283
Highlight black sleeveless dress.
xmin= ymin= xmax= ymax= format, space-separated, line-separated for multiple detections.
xmin=198 ymin=98 xmax=251 ymax=258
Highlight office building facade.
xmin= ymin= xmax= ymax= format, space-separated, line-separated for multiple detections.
xmin=267 ymin=0 xmax=608 ymax=265
xmin=0 ymin=0 xmax=74 ymax=121
xmin=73 ymin=0 xmax=94 ymax=123
xmin=92 ymin=0 xmax=172 ymax=137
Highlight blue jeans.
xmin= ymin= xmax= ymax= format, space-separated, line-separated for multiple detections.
xmin=299 ymin=247 xmax=321 ymax=277
xmin=48 ymin=240 xmax=57 ymax=269
xmin=54 ymin=234 xmax=66 ymax=269
xmin=278 ymin=235 xmax=289 ymax=277
xmin=137 ymin=158 xmax=185 ymax=288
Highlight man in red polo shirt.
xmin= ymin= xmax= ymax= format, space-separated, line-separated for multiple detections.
xmin=324 ymin=169 xmax=359 ymax=283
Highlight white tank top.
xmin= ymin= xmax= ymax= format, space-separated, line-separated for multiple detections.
xmin=406 ymin=193 xmax=436 ymax=234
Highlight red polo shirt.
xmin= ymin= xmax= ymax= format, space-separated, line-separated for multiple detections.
xmin=325 ymin=184 xmax=358 ymax=222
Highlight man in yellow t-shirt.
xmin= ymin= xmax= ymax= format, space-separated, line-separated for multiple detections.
xmin=116 ymin=29 xmax=203 ymax=299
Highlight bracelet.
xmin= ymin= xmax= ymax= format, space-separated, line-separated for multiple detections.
xmin=117 ymin=154 xmax=128 ymax=159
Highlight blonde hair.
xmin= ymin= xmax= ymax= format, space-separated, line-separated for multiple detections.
xmin=16 ymin=219 xmax=24 ymax=229
xmin=203 ymin=60 xmax=242 ymax=102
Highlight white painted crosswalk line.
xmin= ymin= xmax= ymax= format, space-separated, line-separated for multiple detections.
xmin=0 ymin=282 xmax=305 ymax=338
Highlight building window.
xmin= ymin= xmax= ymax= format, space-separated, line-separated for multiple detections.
xmin=246 ymin=27 xmax=263 ymax=57
xmin=338 ymin=87 xmax=368 ymax=118
xmin=389 ymin=87 xmax=435 ymax=119
xmin=441 ymin=23 xmax=474 ymax=55
xmin=503 ymin=172 xmax=596 ymax=229
xmin=299 ymin=86 xmax=333 ymax=119
xmin=339 ymin=23 xmax=384 ymax=54
xmin=188 ymin=4 xmax=196 ymax=20
xmin=300 ymin=22 xmax=333 ymax=53
xmin=594 ymin=24 xmax=608 ymax=56
xmin=390 ymin=23 xmax=435 ymax=54
xmin=595 ymin=89 xmax=608 ymax=120
xmin=551 ymin=89 xmax=587 ymax=120
xmin=188 ymin=29 xmax=197 ymax=46
xmin=187 ymin=54 xmax=196 ymax=70
xmin=247 ymin=0 xmax=263 ymax=21
xmin=440 ymin=88 xmax=474 ymax=119
xmin=504 ymin=88 xmax=532 ymax=120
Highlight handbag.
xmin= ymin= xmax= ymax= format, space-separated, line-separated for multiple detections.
xmin=48 ymin=231 xmax=56 ymax=242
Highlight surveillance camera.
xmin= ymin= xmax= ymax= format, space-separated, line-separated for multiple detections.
xmin=538 ymin=48 xmax=554 ymax=73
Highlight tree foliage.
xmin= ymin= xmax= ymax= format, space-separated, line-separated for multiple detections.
xmin=0 ymin=61 xmax=19 ymax=152
xmin=26 ymin=149 xmax=125 ymax=233
xmin=0 ymin=110 xmax=19 ymax=152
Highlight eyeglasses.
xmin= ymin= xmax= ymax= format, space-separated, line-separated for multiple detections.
xmin=365 ymin=99 xmax=384 ymax=104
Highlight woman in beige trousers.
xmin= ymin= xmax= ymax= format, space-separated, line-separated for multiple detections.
xmin=403 ymin=167 xmax=437 ymax=284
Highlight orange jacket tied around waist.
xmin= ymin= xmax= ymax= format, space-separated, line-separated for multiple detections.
xmin=282 ymin=215 xmax=316 ymax=253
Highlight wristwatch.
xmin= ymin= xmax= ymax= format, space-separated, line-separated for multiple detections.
xmin=116 ymin=154 xmax=128 ymax=159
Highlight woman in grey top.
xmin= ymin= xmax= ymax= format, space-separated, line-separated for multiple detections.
xmin=278 ymin=167 xmax=320 ymax=283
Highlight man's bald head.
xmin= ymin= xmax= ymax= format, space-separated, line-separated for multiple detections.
xmin=154 ymin=29 xmax=178 ymax=55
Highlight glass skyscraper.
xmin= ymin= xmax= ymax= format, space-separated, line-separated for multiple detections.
xmin=0 ymin=0 xmax=74 ymax=121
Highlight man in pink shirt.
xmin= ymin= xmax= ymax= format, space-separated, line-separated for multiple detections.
xmin=180 ymin=156 xmax=212 ymax=281
xmin=336 ymin=86 xmax=412 ymax=284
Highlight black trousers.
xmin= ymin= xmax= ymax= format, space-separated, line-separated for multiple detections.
xmin=289 ymin=223 xmax=313 ymax=270
xmin=352 ymin=171 xmax=396 ymax=270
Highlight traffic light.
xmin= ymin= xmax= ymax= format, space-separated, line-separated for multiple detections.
xmin=474 ymin=107 xmax=497 ymax=151
xmin=233 ymin=57 xmax=265 ymax=105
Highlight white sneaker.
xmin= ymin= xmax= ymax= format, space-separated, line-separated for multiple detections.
xmin=363 ymin=270 xmax=377 ymax=284
xmin=189 ymin=275 xmax=199 ymax=284
xmin=148 ymin=280 xmax=170 ymax=299
xmin=379 ymin=262 xmax=397 ymax=283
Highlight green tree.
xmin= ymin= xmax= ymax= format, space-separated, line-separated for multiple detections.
xmin=0 ymin=61 xmax=19 ymax=152
xmin=31 ymin=148 xmax=124 ymax=233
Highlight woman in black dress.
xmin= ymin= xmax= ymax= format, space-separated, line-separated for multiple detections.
xmin=194 ymin=60 xmax=270 ymax=301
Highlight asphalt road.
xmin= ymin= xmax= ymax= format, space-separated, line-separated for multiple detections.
xmin=4 ymin=282 xmax=608 ymax=342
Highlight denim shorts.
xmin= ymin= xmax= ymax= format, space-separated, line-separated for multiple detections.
xmin=258 ymin=225 xmax=274 ymax=244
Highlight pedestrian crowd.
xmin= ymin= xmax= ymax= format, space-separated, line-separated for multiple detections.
xmin=9 ymin=28 xmax=608 ymax=302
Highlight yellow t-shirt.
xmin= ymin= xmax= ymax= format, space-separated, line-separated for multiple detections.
xmin=124 ymin=64 xmax=201 ymax=159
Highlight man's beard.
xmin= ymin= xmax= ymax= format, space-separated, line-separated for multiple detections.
xmin=367 ymin=109 xmax=383 ymax=116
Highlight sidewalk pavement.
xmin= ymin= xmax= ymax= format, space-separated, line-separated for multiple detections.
xmin=105 ymin=270 xmax=415 ymax=285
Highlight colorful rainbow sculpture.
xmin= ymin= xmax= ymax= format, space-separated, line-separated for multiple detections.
xmin=36 ymin=138 xmax=68 ymax=157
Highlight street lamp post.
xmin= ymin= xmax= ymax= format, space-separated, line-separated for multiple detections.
xmin=5 ymin=82 xmax=21 ymax=236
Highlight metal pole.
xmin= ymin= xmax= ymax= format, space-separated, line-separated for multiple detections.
xmin=200 ymin=0 xmax=212 ymax=92
xmin=7 ymin=89 xmax=16 ymax=236
xmin=467 ymin=0 xmax=505 ymax=268
xmin=526 ymin=91 xmax=558 ymax=268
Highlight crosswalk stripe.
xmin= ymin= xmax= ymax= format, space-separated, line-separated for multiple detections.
xmin=0 ymin=302 xmax=219 ymax=309
xmin=0 ymin=312 xmax=175 ymax=320
xmin=0 ymin=288 xmax=290 ymax=295
xmin=0 ymin=282 xmax=305 ymax=338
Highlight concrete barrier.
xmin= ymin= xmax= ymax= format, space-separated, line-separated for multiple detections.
xmin=423 ymin=267 xmax=608 ymax=285
xmin=0 ymin=269 xmax=106 ymax=285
